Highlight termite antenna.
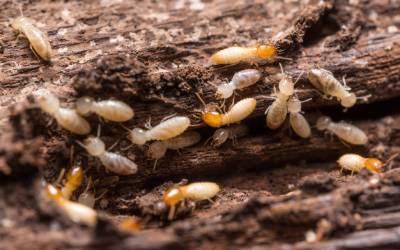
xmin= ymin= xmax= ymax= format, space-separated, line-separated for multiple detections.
xmin=276 ymin=56 xmax=293 ymax=61
xmin=195 ymin=92 xmax=207 ymax=108
xmin=119 ymin=123 xmax=132 ymax=132
xmin=279 ymin=62 xmax=285 ymax=75
xmin=294 ymin=71 xmax=305 ymax=84
xmin=96 ymin=124 xmax=101 ymax=138
xmin=75 ymin=140 xmax=86 ymax=149
xmin=300 ymin=97 xmax=313 ymax=103
xmin=384 ymin=153 xmax=400 ymax=166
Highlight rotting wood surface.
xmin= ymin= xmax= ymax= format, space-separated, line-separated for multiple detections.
xmin=1 ymin=0 xmax=400 ymax=249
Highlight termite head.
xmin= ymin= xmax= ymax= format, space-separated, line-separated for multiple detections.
xmin=365 ymin=158 xmax=384 ymax=173
xmin=147 ymin=141 xmax=167 ymax=160
xmin=128 ymin=128 xmax=147 ymax=145
xmin=83 ymin=137 xmax=105 ymax=156
xmin=307 ymin=69 xmax=323 ymax=90
xmin=76 ymin=97 xmax=95 ymax=115
xmin=212 ymin=128 xmax=229 ymax=147
xmin=163 ymin=187 xmax=185 ymax=207
xmin=287 ymin=97 xmax=301 ymax=114
xmin=44 ymin=183 xmax=63 ymax=202
xmin=201 ymin=103 xmax=223 ymax=127
xmin=68 ymin=166 xmax=84 ymax=187
xmin=216 ymin=83 xmax=234 ymax=99
xmin=340 ymin=93 xmax=356 ymax=108
xmin=11 ymin=16 xmax=28 ymax=31
xmin=36 ymin=90 xmax=60 ymax=115
xmin=257 ymin=44 xmax=277 ymax=59
xmin=316 ymin=116 xmax=331 ymax=131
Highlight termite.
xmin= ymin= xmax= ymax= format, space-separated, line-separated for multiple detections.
xmin=316 ymin=116 xmax=368 ymax=145
xmin=287 ymin=96 xmax=311 ymax=139
xmin=211 ymin=124 xmax=249 ymax=147
xmin=61 ymin=166 xmax=83 ymax=199
xmin=337 ymin=153 xmax=399 ymax=174
xmin=36 ymin=90 xmax=91 ymax=135
xmin=44 ymin=183 xmax=97 ymax=226
xmin=147 ymin=131 xmax=201 ymax=168
xmin=307 ymin=68 xmax=356 ymax=108
xmin=211 ymin=44 xmax=277 ymax=65
xmin=265 ymin=67 xmax=301 ymax=130
xmin=119 ymin=218 xmax=141 ymax=233
xmin=76 ymin=97 xmax=134 ymax=122
xmin=127 ymin=116 xmax=191 ymax=145
xmin=163 ymin=182 xmax=220 ymax=220
xmin=11 ymin=13 xmax=52 ymax=61
xmin=78 ymin=132 xmax=138 ymax=175
xmin=216 ymin=69 xmax=261 ymax=99
xmin=200 ymin=97 xmax=257 ymax=128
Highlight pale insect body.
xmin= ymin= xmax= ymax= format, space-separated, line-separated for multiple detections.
xmin=12 ymin=17 xmax=52 ymax=61
xmin=216 ymin=69 xmax=261 ymax=99
xmin=337 ymin=153 xmax=383 ymax=173
xmin=81 ymin=137 xmax=138 ymax=175
xmin=308 ymin=68 xmax=356 ymax=108
xmin=128 ymin=116 xmax=190 ymax=145
xmin=202 ymin=98 xmax=257 ymax=128
xmin=45 ymin=184 xmax=97 ymax=226
xmin=211 ymin=45 xmax=277 ymax=65
xmin=61 ymin=166 xmax=83 ymax=199
xmin=76 ymin=97 xmax=134 ymax=122
xmin=265 ymin=67 xmax=298 ymax=130
xmin=287 ymin=97 xmax=311 ymax=139
xmin=316 ymin=116 xmax=368 ymax=145
xmin=163 ymin=182 xmax=220 ymax=220
xmin=212 ymin=124 xmax=249 ymax=147
xmin=36 ymin=90 xmax=91 ymax=135
xmin=148 ymin=131 xmax=201 ymax=160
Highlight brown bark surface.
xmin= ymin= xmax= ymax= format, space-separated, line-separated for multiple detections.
xmin=1 ymin=0 xmax=400 ymax=249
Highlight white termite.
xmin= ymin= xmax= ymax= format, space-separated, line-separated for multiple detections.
xmin=78 ymin=136 xmax=138 ymax=175
xmin=308 ymin=68 xmax=356 ymax=108
xmin=265 ymin=67 xmax=300 ymax=130
xmin=147 ymin=131 xmax=201 ymax=160
xmin=337 ymin=154 xmax=384 ymax=174
xmin=127 ymin=116 xmax=191 ymax=145
xmin=11 ymin=15 xmax=52 ymax=61
xmin=316 ymin=116 xmax=368 ymax=145
xmin=36 ymin=90 xmax=91 ymax=135
xmin=76 ymin=97 xmax=134 ymax=122
xmin=211 ymin=124 xmax=249 ymax=147
xmin=287 ymin=96 xmax=311 ymax=139
xmin=216 ymin=69 xmax=261 ymax=99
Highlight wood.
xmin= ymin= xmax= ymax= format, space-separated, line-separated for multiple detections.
xmin=1 ymin=0 xmax=400 ymax=249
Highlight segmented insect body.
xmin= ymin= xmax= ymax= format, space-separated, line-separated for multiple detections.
xmin=316 ymin=116 xmax=368 ymax=145
xmin=337 ymin=154 xmax=383 ymax=173
xmin=212 ymin=124 xmax=249 ymax=147
xmin=308 ymin=68 xmax=356 ymax=108
xmin=36 ymin=90 xmax=91 ymax=135
xmin=45 ymin=184 xmax=97 ymax=226
xmin=266 ymin=93 xmax=289 ymax=129
xmin=163 ymin=182 xmax=220 ymax=220
xmin=202 ymin=98 xmax=257 ymax=128
xmin=216 ymin=69 xmax=261 ymax=99
xmin=265 ymin=69 xmax=298 ymax=130
xmin=76 ymin=97 xmax=134 ymax=122
xmin=61 ymin=166 xmax=83 ymax=199
xmin=287 ymin=97 xmax=311 ymax=138
xmin=81 ymin=137 xmax=138 ymax=175
xmin=128 ymin=116 xmax=191 ymax=145
xmin=12 ymin=17 xmax=52 ymax=61
xmin=211 ymin=45 xmax=277 ymax=65
xmin=148 ymin=131 xmax=201 ymax=160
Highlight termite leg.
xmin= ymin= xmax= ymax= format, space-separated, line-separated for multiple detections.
xmin=152 ymin=159 xmax=158 ymax=172
xmin=144 ymin=116 xmax=152 ymax=130
xmin=107 ymin=139 xmax=120 ymax=151
xmin=29 ymin=44 xmax=42 ymax=62
xmin=161 ymin=113 xmax=178 ymax=122
xmin=168 ymin=205 xmax=176 ymax=221
xmin=55 ymin=168 xmax=66 ymax=187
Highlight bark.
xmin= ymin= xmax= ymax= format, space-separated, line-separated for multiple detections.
xmin=1 ymin=0 xmax=400 ymax=249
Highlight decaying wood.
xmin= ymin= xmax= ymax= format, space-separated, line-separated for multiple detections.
xmin=1 ymin=0 xmax=400 ymax=249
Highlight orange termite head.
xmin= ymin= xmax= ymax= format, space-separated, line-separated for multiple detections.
xmin=163 ymin=187 xmax=185 ymax=207
xmin=256 ymin=44 xmax=277 ymax=59
xmin=119 ymin=218 xmax=141 ymax=233
xmin=44 ymin=184 xmax=63 ymax=202
xmin=67 ymin=166 xmax=84 ymax=186
xmin=365 ymin=158 xmax=384 ymax=173
xmin=201 ymin=111 xmax=223 ymax=128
